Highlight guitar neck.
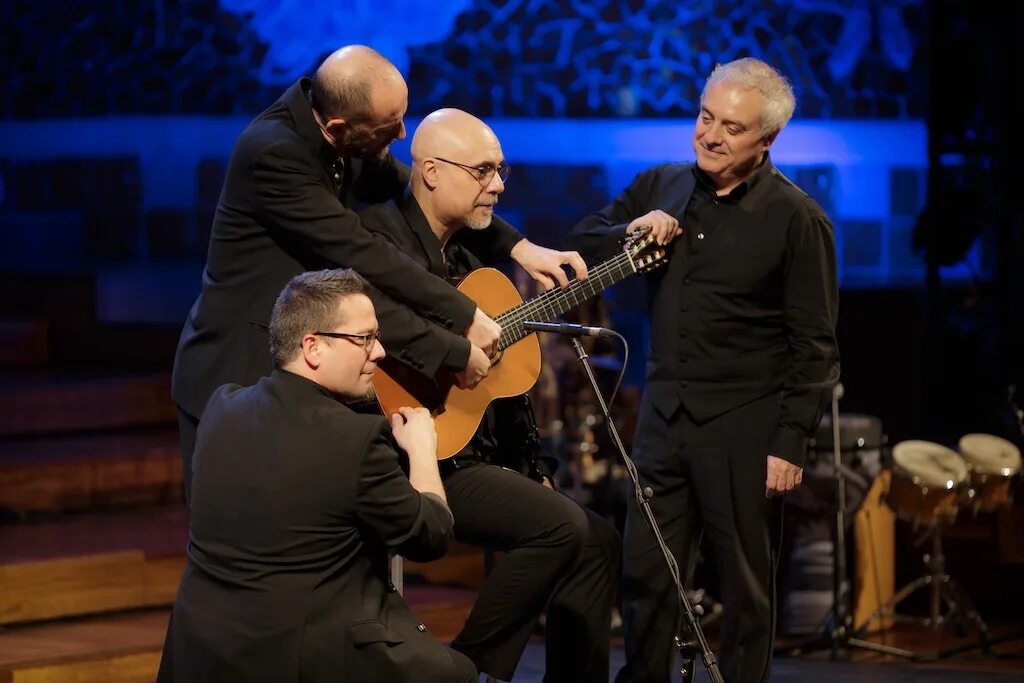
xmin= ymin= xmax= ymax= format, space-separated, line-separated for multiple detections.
xmin=496 ymin=249 xmax=637 ymax=349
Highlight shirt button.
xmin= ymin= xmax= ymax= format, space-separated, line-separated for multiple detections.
xmin=680 ymin=380 xmax=690 ymax=388
xmin=684 ymin=277 xmax=691 ymax=285
xmin=417 ymin=624 xmax=427 ymax=632
xmin=697 ymin=233 xmax=705 ymax=240
xmin=681 ymin=304 xmax=689 ymax=312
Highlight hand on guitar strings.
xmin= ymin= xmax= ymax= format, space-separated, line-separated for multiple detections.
xmin=454 ymin=344 xmax=491 ymax=389
xmin=509 ymin=238 xmax=588 ymax=291
xmin=466 ymin=308 xmax=501 ymax=356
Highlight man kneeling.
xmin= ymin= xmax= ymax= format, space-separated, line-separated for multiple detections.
xmin=162 ymin=269 xmax=475 ymax=683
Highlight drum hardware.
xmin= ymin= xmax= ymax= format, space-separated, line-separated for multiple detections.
xmin=782 ymin=384 xmax=924 ymax=660
xmin=845 ymin=439 xmax=996 ymax=658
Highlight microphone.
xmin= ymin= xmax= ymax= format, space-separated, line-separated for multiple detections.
xmin=522 ymin=320 xmax=615 ymax=338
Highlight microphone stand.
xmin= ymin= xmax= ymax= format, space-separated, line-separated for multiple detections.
xmin=569 ymin=334 xmax=724 ymax=683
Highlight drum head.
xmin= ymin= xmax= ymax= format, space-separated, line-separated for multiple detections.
xmin=958 ymin=433 xmax=1022 ymax=475
xmin=892 ymin=440 xmax=969 ymax=489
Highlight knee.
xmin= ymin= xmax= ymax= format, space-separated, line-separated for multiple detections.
xmin=543 ymin=500 xmax=589 ymax=560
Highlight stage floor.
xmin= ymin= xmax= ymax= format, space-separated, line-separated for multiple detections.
xmin=510 ymin=644 xmax=1024 ymax=682
xmin=508 ymin=621 xmax=1024 ymax=682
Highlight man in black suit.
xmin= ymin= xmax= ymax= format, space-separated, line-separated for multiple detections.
xmin=162 ymin=268 xmax=476 ymax=682
xmin=172 ymin=44 xmax=586 ymax=500
xmin=360 ymin=108 xmax=620 ymax=683
xmin=566 ymin=58 xmax=840 ymax=683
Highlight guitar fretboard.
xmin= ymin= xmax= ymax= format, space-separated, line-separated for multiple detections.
xmin=496 ymin=249 xmax=638 ymax=349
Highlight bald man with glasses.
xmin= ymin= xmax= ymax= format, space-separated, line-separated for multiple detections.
xmin=360 ymin=108 xmax=620 ymax=683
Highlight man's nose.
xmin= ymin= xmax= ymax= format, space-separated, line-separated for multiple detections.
xmin=370 ymin=338 xmax=386 ymax=360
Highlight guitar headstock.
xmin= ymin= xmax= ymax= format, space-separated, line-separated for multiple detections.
xmin=623 ymin=226 xmax=668 ymax=274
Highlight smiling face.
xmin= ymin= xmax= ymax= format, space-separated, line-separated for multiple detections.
xmin=693 ymin=81 xmax=773 ymax=194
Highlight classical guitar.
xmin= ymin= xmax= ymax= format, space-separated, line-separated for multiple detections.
xmin=374 ymin=230 xmax=667 ymax=460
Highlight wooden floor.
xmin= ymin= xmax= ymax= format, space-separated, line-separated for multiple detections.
xmin=0 ymin=354 xmax=1021 ymax=682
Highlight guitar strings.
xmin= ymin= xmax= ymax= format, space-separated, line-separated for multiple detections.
xmin=497 ymin=251 xmax=634 ymax=339
xmin=495 ymin=246 xmax=645 ymax=349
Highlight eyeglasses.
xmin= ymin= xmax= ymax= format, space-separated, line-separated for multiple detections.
xmin=312 ymin=330 xmax=381 ymax=352
xmin=433 ymin=157 xmax=511 ymax=186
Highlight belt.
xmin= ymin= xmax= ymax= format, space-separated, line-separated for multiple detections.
xmin=439 ymin=454 xmax=482 ymax=477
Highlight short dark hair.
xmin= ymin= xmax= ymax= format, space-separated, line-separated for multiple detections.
xmin=269 ymin=269 xmax=370 ymax=367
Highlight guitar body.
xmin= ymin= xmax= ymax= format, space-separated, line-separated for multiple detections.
xmin=374 ymin=268 xmax=541 ymax=460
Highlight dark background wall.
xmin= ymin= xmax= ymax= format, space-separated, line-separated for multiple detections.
xmin=0 ymin=0 xmax=1020 ymax=457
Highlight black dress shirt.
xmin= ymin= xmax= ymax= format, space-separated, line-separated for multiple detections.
xmin=567 ymin=158 xmax=839 ymax=465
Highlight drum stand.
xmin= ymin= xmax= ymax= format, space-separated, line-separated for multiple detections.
xmin=785 ymin=383 xmax=924 ymax=660
xmin=848 ymin=520 xmax=990 ymax=659
xmin=936 ymin=386 xmax=1024 ymax=659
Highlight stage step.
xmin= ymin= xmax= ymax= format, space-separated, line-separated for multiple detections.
xmin=0 ymin=609 xmax=168 ymax=683
xmin=0 ymin=505 xmax=187 ymax=625
xmin=0 ymin=372 xmax=176 ymax=438
xmin=0 ymin=587 xmax=477 ymax=683
xmin=0 ymin=427 xmax=182 ymax=514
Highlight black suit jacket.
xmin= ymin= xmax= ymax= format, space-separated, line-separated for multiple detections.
xmin=361 ymin=192 xmax=550 ymax=477
xmin=167 ymin=370 xmax=455 ymax=682
xmin=171 ymin=78 xmax=523 ymax=419
xmin=567 ymin=160 xmax=839 ymax=464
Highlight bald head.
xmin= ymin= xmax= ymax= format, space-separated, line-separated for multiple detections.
xmin=310 ymin=45 xmax=408 ymax=158
xmin=411 ymin=108 xmax=499 ymax=164
xmin=311 ymin=45 xmax=404 ymax=121
xmin=410 ymin=109 xmax=507 ymax=235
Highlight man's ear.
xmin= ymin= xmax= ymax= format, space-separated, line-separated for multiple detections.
xmin=421 ymin=158 xmax=439 ymax=190
xmin=321 ymin=117 xmax=349 ymax=145
xmin=300 ymin=334 xmax=321 ymax=370
xmin=762 ymin=129 xmax=780 ymax=150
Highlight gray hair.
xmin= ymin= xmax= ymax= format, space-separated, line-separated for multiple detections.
xmin=269 ymin=269 xmax=370 ymax=367
xmin=702 ymin=58 xmax=796 ymax=138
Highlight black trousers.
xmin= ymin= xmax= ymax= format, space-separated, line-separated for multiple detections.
xmin=616 ymin=389 xmax=783 ymax=683
xmin=443 ymin=462 xmax=620 ymax=682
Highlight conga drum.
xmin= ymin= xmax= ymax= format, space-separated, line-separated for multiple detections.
xmin=886 ymin=440 xmax=969 ymax=528
xmin=958 ymin=433 xmax=1021 ymax=513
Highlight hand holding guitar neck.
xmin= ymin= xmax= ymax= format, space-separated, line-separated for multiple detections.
xmin=374 ymin=230 xmax=668 ymax=460
xmin=626 ymin=209 xmax=682 ymax=245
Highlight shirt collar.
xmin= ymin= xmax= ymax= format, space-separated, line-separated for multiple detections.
xmin=693 ymin=153 xmax=775 ymax=201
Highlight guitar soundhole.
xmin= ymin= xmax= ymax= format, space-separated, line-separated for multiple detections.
xmin=490 ymin=348 xmax=505 ymax=368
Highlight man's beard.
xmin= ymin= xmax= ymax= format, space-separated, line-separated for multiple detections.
xmin=465 ymin=211 xmax=493 ymax=231
xmin=340 ymin=129 xmax=389 ymax=159
xmin=339 ymin=385 xmax=376 ymax=405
